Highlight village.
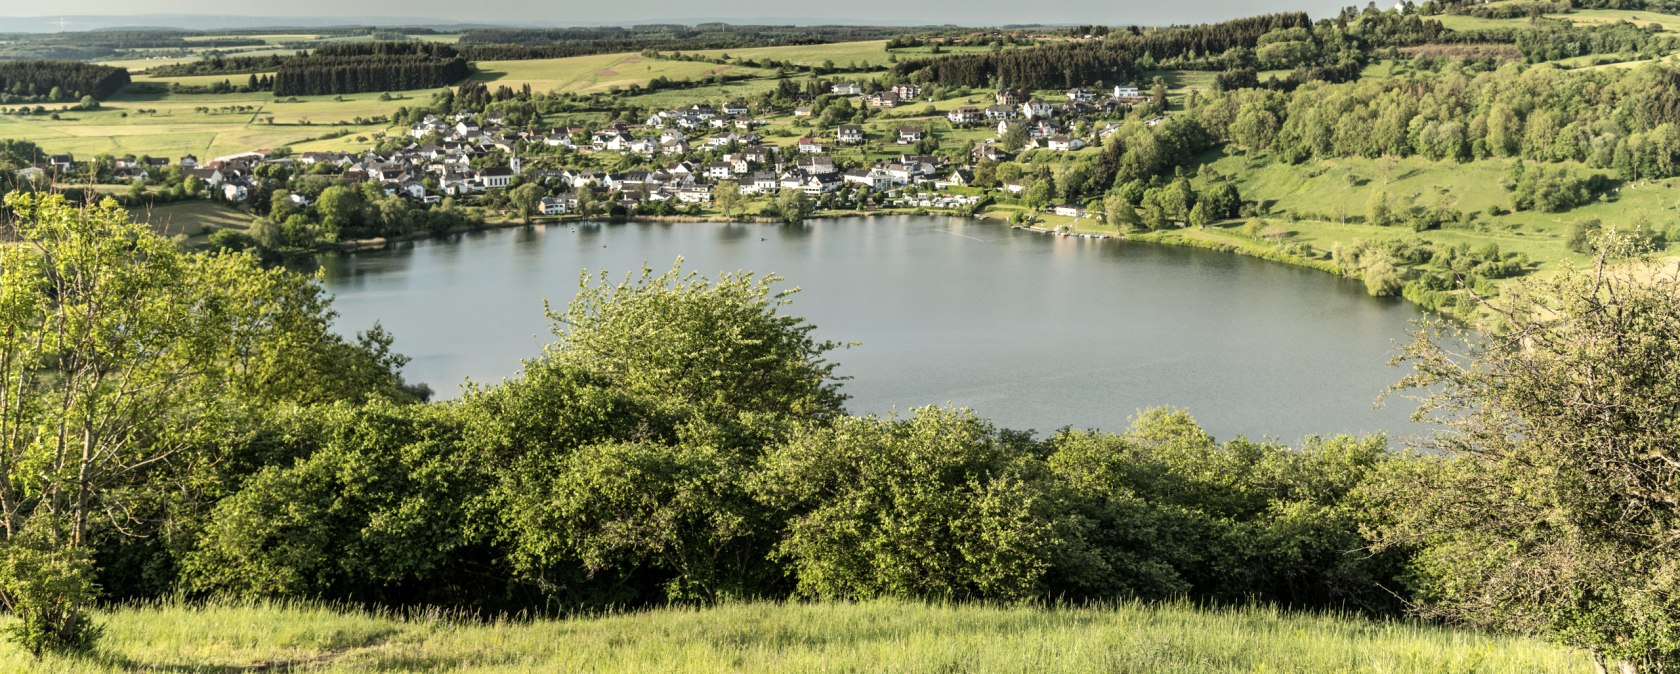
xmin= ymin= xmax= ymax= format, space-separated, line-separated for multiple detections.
xmin=18 ymin=79 xmax=1161 ymax=230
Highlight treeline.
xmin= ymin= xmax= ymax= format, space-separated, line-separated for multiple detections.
xmin=892 ymin=13 xmax=1312 ymax=89
xmin=148 ymin=54 xmax=288 ymax=77
xmin=1196 ymin=63 xmax=1680 ymax=180
xmin=454 ymin=24 xmax=939 ymax=61
xmin=0 ymin=30 xmax=261 ymax=61
xmin=271 ymin=42 xmax=468 ymax=96
xmin=1514 ymin=21 xmax=1679 ymax=62
xmin=0 ymin=60 xmax=130 ymax=100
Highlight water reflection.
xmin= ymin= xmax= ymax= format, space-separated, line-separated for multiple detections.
xmin=317 ymin=216 xmax=1424 ymax=442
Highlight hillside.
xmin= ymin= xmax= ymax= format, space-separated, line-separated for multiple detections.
xmin=3 ymin=600 xmax=1588 ymax=673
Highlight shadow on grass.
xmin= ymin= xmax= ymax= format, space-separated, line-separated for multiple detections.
xmin=94 ymin=627 xmax=402 ymax=673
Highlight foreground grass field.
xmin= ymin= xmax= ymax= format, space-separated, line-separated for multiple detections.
xmin=2 ymin=600 xmax=1587 ymax=673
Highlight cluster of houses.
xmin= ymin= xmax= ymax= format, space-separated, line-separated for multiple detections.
xmin=18 ymin=80 xmax=1167 ymax=219
xmin=19 ymin=151 xmax=269 ymax=203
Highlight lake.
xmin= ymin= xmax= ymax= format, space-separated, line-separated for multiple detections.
xmin=316 ymin=215 xmax=1425 ymax=442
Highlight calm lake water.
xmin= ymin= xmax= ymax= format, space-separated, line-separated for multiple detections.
xmin=316 ymin=215 xmax=1425 ymax=442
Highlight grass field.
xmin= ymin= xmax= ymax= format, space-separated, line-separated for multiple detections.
xmin=1026 ymin=151 xmax=1680 ymax=288
xmin=1196 ymin=152 xmax=1612 ymax=268
xmin=0 ymin=88 xmax=424 ymax=158
xmin=1434 ymin=6 xmax=1680 ymax=34
xmin=3 ymin=599 xmax=1587 ymax=673
xmin=130 ymin=71 xmax=277 ymax=87
xmin=469 ymin=53 xmax=774 ymax=95
xmin=127 ymin=200 xmax=254 ymax=245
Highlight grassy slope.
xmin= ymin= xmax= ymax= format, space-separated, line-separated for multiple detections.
xmin=127 ymin=200 xmax=255 ymax=245
xmin=8 ymin=600 xmax=1586 ymax=673
xmin=1202 ymin=152 xmax=1679 ymax=268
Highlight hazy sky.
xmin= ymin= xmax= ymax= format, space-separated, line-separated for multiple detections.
xmin=18 ymin=0 xmax=1355 ymax=26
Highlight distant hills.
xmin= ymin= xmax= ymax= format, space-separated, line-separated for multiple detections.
xmin=0 ymin=15 xmax=985 ymax=33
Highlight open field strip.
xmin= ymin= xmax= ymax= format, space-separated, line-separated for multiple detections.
xmin=2 ymin=600 xmax=1589 ymax=674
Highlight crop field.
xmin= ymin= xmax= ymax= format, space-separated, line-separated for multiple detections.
xmin=469 ymin=53 xmax=774 ymax=95
xmin=0 ymin=88 xmax=419 ymax=158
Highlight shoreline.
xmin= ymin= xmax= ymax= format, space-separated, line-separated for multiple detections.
xmin=331 ymin=208 xmax=956 ymax=251
xmin=326 ymin=207 xmax=1406 ymax=311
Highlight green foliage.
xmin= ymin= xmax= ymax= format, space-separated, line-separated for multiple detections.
xmin=1509 ymin=164 xmax=1613 ymax=213
xmin=1372 ymin=262 xmax=1680 ymax=669
xmin=755 ymin=408 xmax=1066 ymax=601
xmin=0 ymin=195 xmax=419 ymax=652
xmin=0 ymin=521 xmax=102 ymax=657
xmin=774 ymin=189 xmax=812 ymax=225
xmin=1047 ymin=409 xmax=1397 ymax=611
xmin=183 ymin=402 xmax=487 ymax=604
xmin=464 ymin=262 xmax=846 ymax=604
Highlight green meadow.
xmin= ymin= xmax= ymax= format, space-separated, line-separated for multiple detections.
xmin=3 ymin=600 xmax=1588 ymax=674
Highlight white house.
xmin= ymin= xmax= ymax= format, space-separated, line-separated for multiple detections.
xmin=947 ymin=107 xmax=982 ymax=125
xmin=1046 ymin=136 xmax=1085 ymax=152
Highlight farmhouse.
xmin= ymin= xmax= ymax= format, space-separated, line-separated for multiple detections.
xmin=897 ymin=126 xmax=926 ymax=145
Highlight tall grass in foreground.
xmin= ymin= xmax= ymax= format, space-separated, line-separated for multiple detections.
xmin=2 ymin=599 xmax=1590 ymax=673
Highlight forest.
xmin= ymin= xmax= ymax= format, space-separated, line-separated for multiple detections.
xmin=270 ymin=42 xmax=470 ymax=96
xmin=0 ymin=61 xmax=130 ymax=101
